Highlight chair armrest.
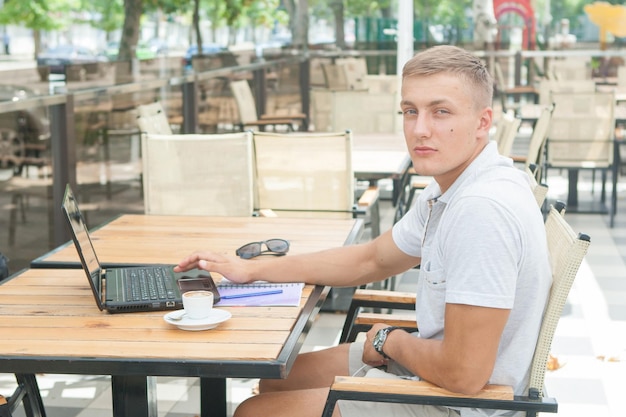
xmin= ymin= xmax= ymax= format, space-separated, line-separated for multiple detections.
xmin=322 ymin=377 xmax=556 ymax=417
xmin=257 ymin=209 xmax=278 ymax=217
xmin=330 ymin=376 xmax=513 ymax=400
xmin=347 ymin=312 xmax=417 ymax=341
xmin=244 ymin=118 xmax=297 ymax=127
xmin=357 ymin=186 xmax=379 ymax=208
xmin=339 ymin=289 xmax=416 ymax=343
xmin=353 ymin=289 xmax=416 ymax=306
xmin=260 ymin=113 xmax=307 ymax=120
xmin=354 ymin=312 xmax=415 ymax=329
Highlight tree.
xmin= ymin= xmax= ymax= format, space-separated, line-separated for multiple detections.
xmin=77 ymin=0 xmax=125 ymax=41
xmin=329 ymin=0 xmax=346 ymax=49
xmin=280 ymin=0 xmax=308 ymax=48
xmin=0 ymin=0 xmax=76 ymax=57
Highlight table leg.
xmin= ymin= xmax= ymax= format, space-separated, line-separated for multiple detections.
xmin=111 ymin=375 xmax=157 ymax=417
xmin=200 ymin=377 xmax=227 ymax=417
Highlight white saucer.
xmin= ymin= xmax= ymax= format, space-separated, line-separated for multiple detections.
xmin=164 ymin=308 xmax=232 ymax=331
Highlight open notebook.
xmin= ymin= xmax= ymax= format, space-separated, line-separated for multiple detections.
xmin=216 ymin=280 xmax=304 ymax=307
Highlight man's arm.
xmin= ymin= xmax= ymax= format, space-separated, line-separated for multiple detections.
xmin=365 ymin=303 xmax=510 ymax=395
xmin=175 ymin=229 xmax=420 ymax=288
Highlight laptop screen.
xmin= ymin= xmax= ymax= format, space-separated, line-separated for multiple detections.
xmin=62 ymin=185 xmax=103 ymax=295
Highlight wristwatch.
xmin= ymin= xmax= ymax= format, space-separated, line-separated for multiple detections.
xmin=372 ymin=326 xmax=401 ymax=359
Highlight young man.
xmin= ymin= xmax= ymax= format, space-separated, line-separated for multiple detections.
xmin=175 ymin=45 xmax=552 ymax=417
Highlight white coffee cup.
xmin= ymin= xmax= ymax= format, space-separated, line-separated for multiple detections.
xmin=182 ymin=290 xmax=214 ymax=320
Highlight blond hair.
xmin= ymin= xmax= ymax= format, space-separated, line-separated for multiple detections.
xmin=402 ymin=45 xmax=493 ymax=109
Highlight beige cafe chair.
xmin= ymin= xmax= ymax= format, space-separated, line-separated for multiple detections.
xmin=335 ymin=57 xmax=368 ymax=90
xmin=136 ymin=101 xmax=174 ymax=135
xmin=340 ymin=174 xmax=553 ymax=345
xmin=544 ymin=90 xmax=617 ymax=226
xmin=325 ymin=203 xmax=590 ymax=417
xmin=252 ymin=130 xmax=380 ymax=237
xmin=511 ymin=104 xmax=555 ymax=181
xmin=141 ymin=131 xmax=255 ymax=216
xmin=496 ymin=111 xmax=522 ymax=157
xmin=229 ymin=80 xmax=307 ymax=132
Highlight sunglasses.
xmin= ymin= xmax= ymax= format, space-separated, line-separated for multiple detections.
xmin=235 ymin=239 xmax=290 ymax=259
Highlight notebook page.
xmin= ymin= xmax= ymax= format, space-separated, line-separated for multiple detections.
xmin=215 ymin=281 xmax=304 ymax=307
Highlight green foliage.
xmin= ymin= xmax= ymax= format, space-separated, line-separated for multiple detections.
xmin=345 ymin=0 xmax=390 ymax=18
xmin=76 ymin=0 xmax=125 ymax=33
xmin=550 ymin=0 xmax=587 ymax=31
xmin=0 ymin=0 xmax=75 ymax=30
xmin=246 ymin=0 xmax=287 ymax=28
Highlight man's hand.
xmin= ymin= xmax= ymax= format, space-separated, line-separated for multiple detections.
xmin=174 ymin=251 xmax=254 ymax=284
xmin=362 ymin=323 xmax=395 ymax=367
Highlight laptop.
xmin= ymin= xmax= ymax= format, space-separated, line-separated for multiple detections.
xmin=61 ymin=184 xmax=220 ymax=313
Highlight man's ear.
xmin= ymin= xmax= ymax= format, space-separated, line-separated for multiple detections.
xmin=477 ymin=107 xmax=493 ymax=139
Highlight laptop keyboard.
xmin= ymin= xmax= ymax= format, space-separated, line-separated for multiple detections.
xmin=125 ymin=267 xmax=176 ymax=301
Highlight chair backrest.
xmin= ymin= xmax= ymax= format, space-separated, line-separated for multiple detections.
xmin=136 ymin=102 xmax=173 ymax=135
xmin=495 ymin=111 xmax=521 ymax=156
xmin=252 ymin=130 xmax=355 ymax=218
xmin=493 ymin=61 xmax=509 ymax=90
xmin=526 ymin=165 xmax=549 ymax=207
xmin=529 ymin=204 xmax=590 ymax=396
xmin=525 ymin=104 xmax=555 ymax=179
xmin=491 ymin=110 xmax=512 ymax=144
xmin=546 ymin=91 xmax=615 ymax=169
xmin=537 ymin=79 xmax=596 ymax=105
xmin=321 ymin=62 xmax=350 ymax=90
xmin=617 ymin=66 xmax=626 ymax=91
xmin=549 ymin=58 xmax=592 ymax=81
xmin=335 ymin=57 xmax=368 ymax=90
xmin=141 ymin=131 xmax=255 ymax=216
xmin=230 ymin=80 xmax=260 ymax=125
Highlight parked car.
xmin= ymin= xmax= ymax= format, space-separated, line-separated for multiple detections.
xmin=36 ymin=44 xmax=109 ymax=82
xmin=182 ymin=44 xmax=227 ymax=71
xmin=0 ymin=85 xmax=50 ymax=173
xmin=103 ymin=41 xmax=159 ymax=61
xmin=147 ymin=38 xmax=169 ymax=55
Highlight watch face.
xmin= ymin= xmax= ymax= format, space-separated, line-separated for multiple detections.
xmin=373 ymin=328 xmax=387 ymax=351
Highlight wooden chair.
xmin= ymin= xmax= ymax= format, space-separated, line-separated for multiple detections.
xmin=229 ymin=80 xmax=307 ymax=132
xmin=252 ymin=130 xmax=381 ymax=237
xmin=136 ymin=102 xmax=173 ymax=135
xmin=544 ymin=90 xmax=617 ymax=226
xmin=340 ymin=177 xmax=554 ymax=345
xmin=141 ymin=131 xmax=255 ymax=216
xmin=324 ymin=203 xmax=590 ymax=417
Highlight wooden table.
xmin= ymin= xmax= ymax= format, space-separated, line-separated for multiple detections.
xmin=5 ymin=214 xmax=363 ymax=417
xmin=351 ymin=132 xmax=412 ymax=207
xmin=32 ymin=214 xmax=363 ymax=268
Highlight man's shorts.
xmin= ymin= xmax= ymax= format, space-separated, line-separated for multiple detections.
xmin=337 ymin=342 xmax=460 ymax=417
